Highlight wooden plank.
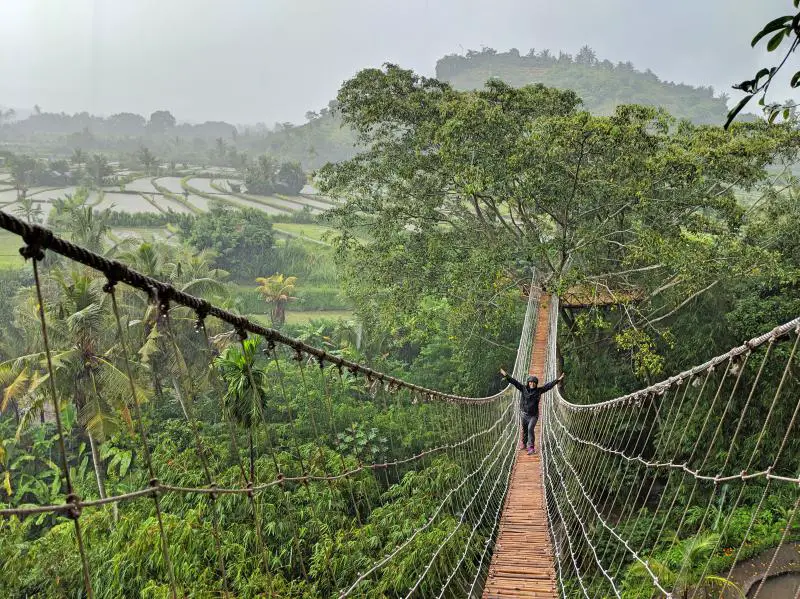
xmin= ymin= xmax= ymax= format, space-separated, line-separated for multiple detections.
xmin=482 ymin=295 xmax=558 ymax=599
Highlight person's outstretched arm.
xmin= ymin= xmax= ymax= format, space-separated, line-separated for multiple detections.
xmin=499 ymin=368 xmax=524 ymax=392
xmin=540 ymin=372 xmax=566 ymax=393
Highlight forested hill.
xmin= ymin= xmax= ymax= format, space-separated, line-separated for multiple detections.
xmin=436 ymin=46 xmax=731 ymax=124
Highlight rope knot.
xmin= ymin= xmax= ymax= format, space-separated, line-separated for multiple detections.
xmin=102 ymin=263 xmax=128 ymax=292
xmin=195 ymin=302 xmax=210 ymax=321
xmin=20 ymin=225 xmax=53 ymax=261
xmin=64 ymin=493 xmax=82 ymax=519
xmin=236 ymin=328 xmax=248 ymax=341
xmin=276 ymin=473 xmax=285 ymax=488
xmin=148 ymin=478 xmax=160 ymax=496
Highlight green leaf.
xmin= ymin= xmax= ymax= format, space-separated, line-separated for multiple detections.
xmin=724 ymin=95 xmax=754 ymax=129
xmin=119 ymin=451 xmax=131 ymax=477
xmin=791 ymin=71 xmax=800 ymax=88
xmin=754 ymin=67 xmax=771 ymax=86
xmin=769 ymin=108 xmax=780 ymax=124
xmin=767 ymin=30 xmax=788 ymax=52
xmin=752 ymin=15 xmax=792 ymax=46
xmin=50 ymin=475 xmax=60 ymax=498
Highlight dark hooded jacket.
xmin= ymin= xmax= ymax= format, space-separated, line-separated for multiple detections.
xmin=503 ymin=374 xmax=559 ymax=417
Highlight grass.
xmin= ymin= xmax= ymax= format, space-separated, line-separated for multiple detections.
xmin=272 ymin=223 xmax=335 ymax=243
xmin=249 ymin=310 xmax=354 ymax=325
xmin=0 ymin=231 xmax=26 ymax=269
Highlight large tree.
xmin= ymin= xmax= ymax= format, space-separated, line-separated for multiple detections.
xmin=318 ymin=65 xmax=800 ymax=372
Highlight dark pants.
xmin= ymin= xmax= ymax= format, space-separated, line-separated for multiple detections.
xmin=521 ymin=413 xmax=538 ymax=448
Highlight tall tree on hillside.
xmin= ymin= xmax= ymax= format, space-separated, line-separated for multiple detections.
xmin=3 ymin=272 xmax=139 ymax=501
xmin=318 ymin=65 xmax=800 ymax=373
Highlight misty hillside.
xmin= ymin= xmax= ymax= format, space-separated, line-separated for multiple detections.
xmin=1 ymin=47 xmax=736 ymax=169
xmin=436 ymin=47 xmax=730 ymax=124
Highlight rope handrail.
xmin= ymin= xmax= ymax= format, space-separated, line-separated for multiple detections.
xmin=552 ymin=304 xmax=800 ymax=412
xmin=541 ymin=292 xmax=800 ymax=599
xmin=0 ymin=209 xmax=522 ymax=405
xmin=0 ymin=208 xmax=543 ymax=598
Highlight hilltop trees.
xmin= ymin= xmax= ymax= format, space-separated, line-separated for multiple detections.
xmin=435 ymin=47 xmax=730 ymax=123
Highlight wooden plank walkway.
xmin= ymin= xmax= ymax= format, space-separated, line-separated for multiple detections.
xmin=483 ymin=294 xmax=557 ymax=599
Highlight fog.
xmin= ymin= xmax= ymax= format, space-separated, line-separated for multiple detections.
xmin=0 ymin=0 xmax=793 ymax=124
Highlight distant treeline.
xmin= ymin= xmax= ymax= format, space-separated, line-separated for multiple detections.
xmin=436 ymin=46 xmax=731 ymax=124
xmin=1 ymin=46 xmax=736 ymax=168
xmin=0 ymin=104 xmax=359 ymax=170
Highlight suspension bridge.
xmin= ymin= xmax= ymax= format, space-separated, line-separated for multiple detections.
xmin=0 ymin=209 xmax=798 ymax=598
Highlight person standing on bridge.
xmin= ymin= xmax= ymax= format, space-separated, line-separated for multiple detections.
xmin=499 ymin=368 xmax=564 ymax=455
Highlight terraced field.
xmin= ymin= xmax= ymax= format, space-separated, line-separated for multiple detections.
xmin=0 ymin=170 xmax=338 ymax=218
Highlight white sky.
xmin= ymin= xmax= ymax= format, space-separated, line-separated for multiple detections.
xmin=0 ymin=0 xmax=795 ymax=124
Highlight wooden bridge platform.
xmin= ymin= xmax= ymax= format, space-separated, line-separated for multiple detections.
xmin=483 ymin=294 xmax=557 ymax=599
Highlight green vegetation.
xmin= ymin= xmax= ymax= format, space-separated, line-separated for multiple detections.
xmin=2 ymin=51 xmax=800 ymax=597
xmin=272 ymin=223 xmax=333 ymax=243
xmin=0 ymin=231 xmax=25 ymax=269
xmin=436 ymin=46 xmax=731 ymax=123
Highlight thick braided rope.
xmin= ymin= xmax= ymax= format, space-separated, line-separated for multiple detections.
xmin=0 ymin=210 xmax=515 ymax=405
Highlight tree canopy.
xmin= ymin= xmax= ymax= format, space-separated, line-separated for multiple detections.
xmin=319 ymin=64 xmax=800 ymax=375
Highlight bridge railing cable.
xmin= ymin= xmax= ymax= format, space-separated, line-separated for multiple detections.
xmin=541 ymin=292 xmax=800 ymax=599
xmin=0 ymin=210 xmax=540 ymax=598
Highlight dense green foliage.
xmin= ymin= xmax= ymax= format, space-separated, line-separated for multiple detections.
xmin=320 ymin=64 xmax=798 ymax=378
xmin=244 ymin=155 xmax=306 ymax=195
xmin=436 ymin=46 xmax=731 ymax=124
xmin=2 ymin=53 xmax=800 ymax=597
xmin=179 ymin=204 xmax=275 ymax=279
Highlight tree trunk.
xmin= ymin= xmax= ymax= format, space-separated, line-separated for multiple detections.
xmin=87 ymin=432 xmax=107 ymax=499
xmin=248 ymin=429 xmax=255 ymax=482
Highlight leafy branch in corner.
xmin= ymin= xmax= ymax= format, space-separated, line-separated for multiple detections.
xmin=727 ymin=3 xmax=800 ymax=128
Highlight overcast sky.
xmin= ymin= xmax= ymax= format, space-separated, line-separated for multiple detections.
xmin=0 ymin=0 xmax=795 ymax=125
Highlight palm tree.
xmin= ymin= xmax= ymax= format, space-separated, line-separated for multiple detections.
xmin=88 ymin=153 xmax=112 ymax=187
xmin=255 ymin=274 xmax=298 ymax=327
xmin=137 ymin=147 xmax=157 ymax=176
xmin=13 ymin=195 xmax=43 ymax=224
xmin=71 ymin=148 xmax=86 ymax=172
xmin=2 ymin=272 xmax=140 ymax=501
xmin=214 ymin=337 xmax=269 ymax=479
xmin=624 ymin=533 xmax=743 ymax=598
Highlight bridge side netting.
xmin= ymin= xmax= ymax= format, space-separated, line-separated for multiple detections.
xmin=541 ymin=294 xmax=800 ymax=599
